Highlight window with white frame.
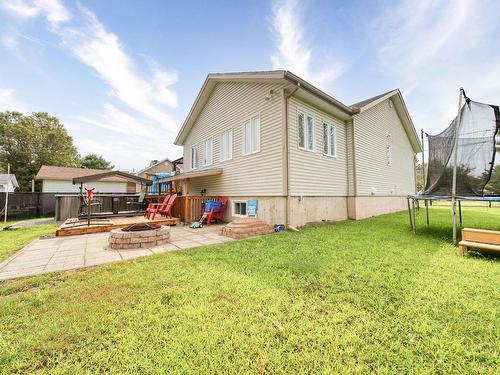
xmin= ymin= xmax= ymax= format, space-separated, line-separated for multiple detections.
xmin=243 ymin=115 xmax=260 ymax=155
xmin=190 ymin=145 xmax=198 ymax=170
xmin=203 ymin=138 xmax=213 ymax=166
xmin=323 ymin=122 xmax=336 ymax=157
xmin=298 ymin=111 xmax=314 ymax=151
xmin=233 ymin=200 xmax=247 ymax=216
xmin=220 ymin=129 xmax=232 ymax=161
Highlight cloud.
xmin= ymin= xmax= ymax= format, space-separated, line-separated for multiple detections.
xmin=371 ymin=0 xmax=500 ymax=133
xmin=56 ymin=3 xmax=179 ymax=130
xmin=0 ymin=0 xmax=70 ymax=25
xmin=0 ymin=0 xmax=181 ymax=170
xmin=1 ymin=0 xmax=179 ymax=132
xmin=270 ymin=0 xmax=344 ymax=88
xmin=75 ymin=103 xmax=176 ymax=140
xmin=1 ymin=34 xmax=17 ymax=50
xmin=0 ymin=86 xmax=28 ymax=112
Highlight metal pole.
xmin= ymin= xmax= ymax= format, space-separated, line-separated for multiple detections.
xmin=411 ymin=198 xmax=417 ymax=233
xmin=421 ymin=129 xmax=426 ymax=193
xmin=425 ymin=199 xmax=430 ymax=226
xmin=4 ymin=163 xmax=10 ymax=222
xmin=451 ymin=88 xmax=464 ymax=245
xmin=458 ymin=200 xmax=462 ymax=227
xmin=407 ymin=197 xmax=412 ymax=231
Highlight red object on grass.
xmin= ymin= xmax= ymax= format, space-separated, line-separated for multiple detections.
xmin=203 ymin=197 xmax=228 ymax=225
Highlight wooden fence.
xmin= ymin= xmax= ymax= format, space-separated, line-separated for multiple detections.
xmin=55 ymin=193 xmax=141 ymax=221
xmin=172 ymin=195 xmax=221 ymax=222
xmin=0 ymin=192 xmax=56 ymax=220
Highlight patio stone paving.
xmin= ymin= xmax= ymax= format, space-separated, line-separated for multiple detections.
xmin=0 ymin=224 xmax=232 ymax=281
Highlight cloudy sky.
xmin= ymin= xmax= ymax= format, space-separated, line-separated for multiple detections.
xmin=1 ymin=0 xmax=499 ymax=171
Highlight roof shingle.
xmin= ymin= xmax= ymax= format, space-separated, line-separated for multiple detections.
xmin=35 ymin=166 xmax=125 ymax=182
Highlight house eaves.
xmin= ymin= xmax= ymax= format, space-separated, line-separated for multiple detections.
xmin=352 ymin=89 xmax=422 ymax=153
xmin=174 ymin=70 xmax=355 ymax=145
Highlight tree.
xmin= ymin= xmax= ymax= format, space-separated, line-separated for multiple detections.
xmin=415 ymin=161 xmax=426 ymax=193
xmin=485 ymin=163 xmax=500 ymax=194
xmin=0 ymin=111 xmax=80 ymax=191
xmin=79 ymin=153 xmax=114 ymax=170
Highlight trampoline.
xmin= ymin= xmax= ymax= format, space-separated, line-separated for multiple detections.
xmin=409 ymin=88 xmax=500 ymax=244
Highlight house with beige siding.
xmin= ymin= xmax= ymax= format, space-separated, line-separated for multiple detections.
xmin=168 ymin=70 xmax=421 ymax=227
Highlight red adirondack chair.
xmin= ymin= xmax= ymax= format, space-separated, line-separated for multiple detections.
xmin=144 ymin=194 xmax=170 ymax=220
xmin=158 ymin=194 xmax=177 ymax=218
xmin=204 ymin=197 xmax=228 ymax=225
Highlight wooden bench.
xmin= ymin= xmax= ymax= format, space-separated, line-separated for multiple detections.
xmin=458 ymin=228 xmax=500 ymax=256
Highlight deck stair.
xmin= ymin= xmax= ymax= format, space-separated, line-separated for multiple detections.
xmin=220 ymin=217 xmax=274 ymax=239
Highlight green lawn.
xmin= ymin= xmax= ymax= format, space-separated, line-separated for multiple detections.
xmin=0 ymin=224 xmax=57 ymax=262
xmin=0 ymin=207 xmax=498 ymax=374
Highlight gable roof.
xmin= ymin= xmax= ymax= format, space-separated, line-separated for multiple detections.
xmin=137 ymin=157 xmax=174 ymax=175
xmin=351 ymin=89 xmax=422 ymax=153
xmin=35 ymin=165 xmax=125 ymax=182
xmin=350 ymin=89 xmax=397 ymax=110
xmin=174 ymin=70 xmax=421 ymax=153
xmin=72 ymin=171 xmax=152 ymax=185
xmin=0 ymin=174 xmax=18 ymax=188
xmin=174 ymin=70 xmax=354 ymax=145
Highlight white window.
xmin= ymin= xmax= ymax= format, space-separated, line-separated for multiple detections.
xmin=386 ymin=144 xmax=392 ymax=166
xmin=190 ymin=145 xmax=198 ymax=170
xmin=203 ymin=138 xmax=213 ymax=166
xmin=323 ymin=122 xmax=336 ymax=157
xmin=220 ymin=129 xmax=233 ymax=161
xmin=233 ymin=200 xmax=247 ymax=216
xmin=298 ymin=111 xmax=314 ymax=151
xmin=243 ymin=115 xmax=260 ymax=155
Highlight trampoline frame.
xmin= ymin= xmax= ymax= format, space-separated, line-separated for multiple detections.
xmin=406 ymin=194 xmax=500 ymax=243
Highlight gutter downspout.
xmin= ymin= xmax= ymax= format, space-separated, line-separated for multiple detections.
xmin=284 ymin=82 xmax=300 ymax=230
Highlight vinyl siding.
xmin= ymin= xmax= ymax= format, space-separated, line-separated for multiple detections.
xmin=346 ymin=120 xmax=355 ymax=196
xmin=42 ymin=180 xmax=127 ymax=193
xmin=353 ymin=99 xmax=416 ymax=196
xmin=183 ymin=81 xmax=286 ymax=196
xmin=288 ymin=96 xmax=348 ymax=196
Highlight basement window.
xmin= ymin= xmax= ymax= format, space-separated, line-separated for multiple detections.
xmin=233 ymin=200 xmax=247 ymax=217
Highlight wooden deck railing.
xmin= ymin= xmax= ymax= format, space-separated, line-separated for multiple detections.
xmin=172 ymin=195 xmax=222 ymax=222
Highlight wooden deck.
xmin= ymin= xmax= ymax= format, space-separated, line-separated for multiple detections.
xmin=56 ymin=215 xmax=180 ymax=237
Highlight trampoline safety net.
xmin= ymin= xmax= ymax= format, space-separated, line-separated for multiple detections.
xmin=425 ymin=98 xmax=500 ymax=196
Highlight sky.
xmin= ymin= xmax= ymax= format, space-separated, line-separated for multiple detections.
xmin=1 ymin=0 xmax=500 ymax=171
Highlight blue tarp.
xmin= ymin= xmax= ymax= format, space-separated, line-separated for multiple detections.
xmin=147 ymin=172 xmax=173 ymax=195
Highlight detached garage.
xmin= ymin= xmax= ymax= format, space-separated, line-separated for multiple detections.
xmin=36 ymin=165 xmax=136 ymax=193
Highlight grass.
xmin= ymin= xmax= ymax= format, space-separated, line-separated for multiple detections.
xmin=0 ymin=224 xmax=57 ymax=262
xmin=0 ymin=207 xmax=498 ymax=374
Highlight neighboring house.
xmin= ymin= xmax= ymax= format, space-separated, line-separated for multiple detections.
xmin=0 ymin=174 xmax=18 ymax=192
xmin=36 ymin=166 xmax=136 ymax=193
xmin=170 ymin=70 xmax=421 ymax=227
xmin=137 ymin=157 xmax=183 ymax=194
xmin=137 ymin=158 xmax=173 ymax=179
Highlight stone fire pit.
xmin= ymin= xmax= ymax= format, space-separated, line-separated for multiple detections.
xmin=108 ymin=223 xmax=170 ymax=250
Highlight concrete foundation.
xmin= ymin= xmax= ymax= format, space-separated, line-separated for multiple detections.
xmin=222 ymin=195 xmax=407 ymax=227
xmin=349 ymin=196 xmax=408 ymax=220
xmin=288 ymin=196 xmax=348 ymax=227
